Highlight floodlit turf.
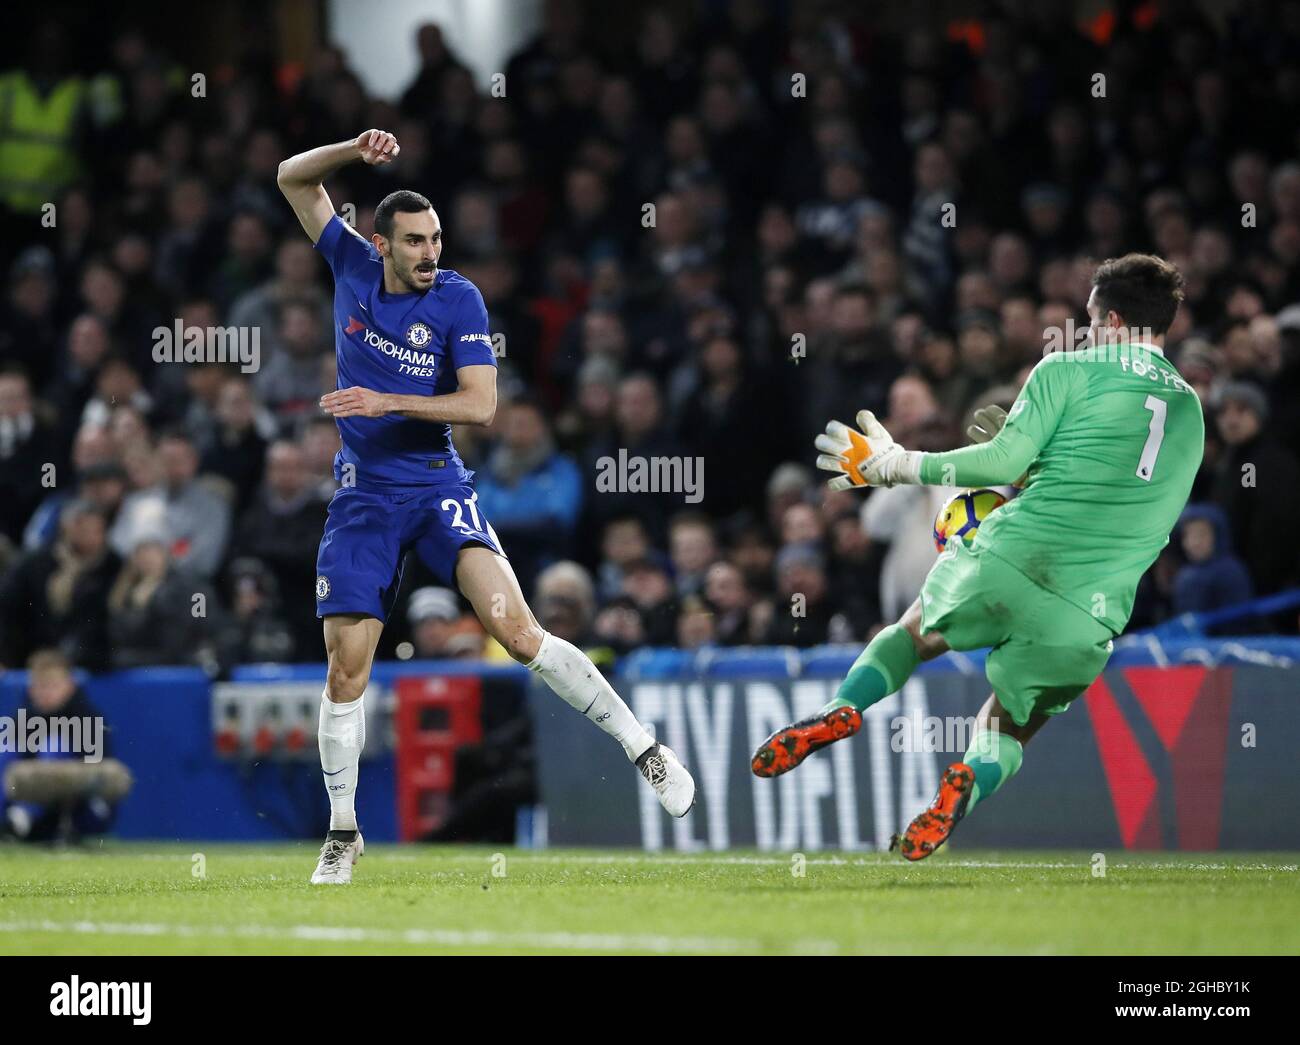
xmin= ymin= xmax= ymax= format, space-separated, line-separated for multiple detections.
xmin=0 ymin=843 xmax=1295 ymax=955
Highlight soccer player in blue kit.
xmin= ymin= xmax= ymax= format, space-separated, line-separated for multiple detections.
xmin=277 ymin=130 xmax=696 ymax=883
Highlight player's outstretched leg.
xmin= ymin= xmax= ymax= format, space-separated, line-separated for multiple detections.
xmin=455 ymin=546 xmax=696 ymax=817
xmin=752 ymin=599 xmax=945 ymax=778
xmin=311 ymin=613 xmax=380 ymax=884
xmin=892 ymin=695 xmax=1036 ymax=861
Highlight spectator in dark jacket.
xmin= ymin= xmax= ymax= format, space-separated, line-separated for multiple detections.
xmin=1172 ymin=504 xmax=1255 ymax=631
xmin=674 ymin=335 xmax=781 ymax=522
xmin=1211 ymin=382 xmax=1300 ymax=598
xmin=0 ymin=369 xmax=67 ymax=545
xmin=0 ymin=501 xmax=119 ymax=671
xmin=44 ymin=313 xmax=113 ymax=448
xmin=216 ymin=557 xmax=295 ymax=665
xmin=702 ymin=559 xmax=753 ymax=645
xmin=232 ymin=439 xmax=327 ymax=656
xmin=620 ymin=557 xmax=678 ymax=645
xmin=761 ymin=542 xmax=835 ymax=647
xmin=580 ymin=372 xmax=693 ymax=549
xmin=106 ymin=527 xmax=222 ymax=671
xmin=796 ymin=284 xmax=902 ymax=452
xmin=198 ymin=377 xmax=272 ymax=515
xmin=826 ymin=511 xmax=885 ymax=641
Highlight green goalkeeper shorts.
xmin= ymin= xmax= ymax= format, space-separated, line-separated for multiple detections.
xmin=919 ymin=536 xmax=1115 ymax=726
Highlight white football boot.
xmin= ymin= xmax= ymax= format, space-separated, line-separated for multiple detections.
xmin=636 ymin=742 xmax=697 ymax=817
xmin=310 ymin=830 xmax=364 ymax=884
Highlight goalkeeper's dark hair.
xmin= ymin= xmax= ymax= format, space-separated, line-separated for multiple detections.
xmin=374 ymin=189 xmax=434 ymax=239
xmin=1091 ymin=253 xmax=1185 ymax=336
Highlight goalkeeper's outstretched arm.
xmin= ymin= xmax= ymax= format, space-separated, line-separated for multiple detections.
xmin=916 ymin=357 xmax=1078 ymax=487
xmin=816 ymin=407 xmax=1040 ymax=489
xmin=917 ymin=429 xmax=1038 ymax=488
xmin=817 ymin=356 xmax=1076 ymax=490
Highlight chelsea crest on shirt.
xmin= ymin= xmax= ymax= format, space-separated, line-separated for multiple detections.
xmin=406 ymin=321 xmax=432 ymax=348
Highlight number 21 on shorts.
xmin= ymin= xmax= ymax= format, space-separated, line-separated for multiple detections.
xmin=440 ymin=491 xmax=483 ymax=533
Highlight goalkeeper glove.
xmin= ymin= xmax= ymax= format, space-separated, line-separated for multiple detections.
xmin=966 ymin=402 xmax=1029 ymax=488
xmin=815 ymin=410 xmax=923 ymax=490
xmin=966 ymin=404 xmax=1007 ymax=445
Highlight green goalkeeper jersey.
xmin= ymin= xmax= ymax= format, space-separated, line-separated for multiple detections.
xmin=918 ymin=343 xmax=1205 ymax=634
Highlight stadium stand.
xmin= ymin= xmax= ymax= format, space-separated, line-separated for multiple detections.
xmin=1 ymin=1 xmax=1299 ymax=683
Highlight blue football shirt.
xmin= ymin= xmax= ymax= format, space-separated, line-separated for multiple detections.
xmin=314 ymin=213 xmax=496 ymax=489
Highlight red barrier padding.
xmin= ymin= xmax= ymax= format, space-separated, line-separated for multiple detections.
xmin=394 ymin=676 xmax=482 ymax=841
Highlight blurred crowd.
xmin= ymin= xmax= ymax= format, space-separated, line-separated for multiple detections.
xmin=2 ymin=1 xmax=1299 ymax=676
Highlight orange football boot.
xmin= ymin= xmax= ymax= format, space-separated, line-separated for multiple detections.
xmin=891 ymin=762 xmax=975 ymax=861
xmin=751 ymin=706 xmax=862 ymax=778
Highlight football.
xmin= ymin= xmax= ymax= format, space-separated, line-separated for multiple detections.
xmin=933 ymin=488 xmax=1008 ymax=552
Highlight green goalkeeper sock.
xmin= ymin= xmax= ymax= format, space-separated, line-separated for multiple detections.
xmin=962 ymin=730 xmax=1024 ymax=812
xmin=824 ymin=624 xmax=920 ymax=714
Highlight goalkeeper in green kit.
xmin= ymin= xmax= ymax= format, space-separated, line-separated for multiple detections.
xmin=751 ymin=254 xmax=1204 ymax=860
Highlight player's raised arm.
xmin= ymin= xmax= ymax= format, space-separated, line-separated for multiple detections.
xmin=276 ymin=129 xmax=400 ymax=243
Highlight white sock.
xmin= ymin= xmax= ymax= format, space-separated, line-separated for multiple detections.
xmin=318 ymin=689 xmax=365 ymax=831
xmin=527 ymin=631 xmax=654 ymax=762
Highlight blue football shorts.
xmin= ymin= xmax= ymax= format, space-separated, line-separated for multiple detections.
xmin=315 ymin=481 xmax=506 ymax=621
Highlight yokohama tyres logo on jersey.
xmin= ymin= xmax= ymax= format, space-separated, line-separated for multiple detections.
xmin=345 ymin=317 xmax=437 ymax=368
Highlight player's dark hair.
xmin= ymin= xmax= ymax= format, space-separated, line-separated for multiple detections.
xmin=1091 ymin=253 xmax=1185 ymax=336
xmin=374 ymin=190 xmax=434 ymax=239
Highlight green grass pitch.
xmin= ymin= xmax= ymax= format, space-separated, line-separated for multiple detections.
xmin=1 ymin=843 xmax=1296 ymax=955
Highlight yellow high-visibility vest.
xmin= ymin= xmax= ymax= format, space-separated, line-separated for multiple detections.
xmin=0 ymin=71 xmax=84 ymax=214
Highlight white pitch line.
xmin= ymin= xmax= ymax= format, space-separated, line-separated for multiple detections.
xmin=0 ymin=919 xmax=832 ymax=955
xmin=48 ymin=853 xmax=1300 ymax=872
xmin=498 ymin=855 xmax=1299 ymax=871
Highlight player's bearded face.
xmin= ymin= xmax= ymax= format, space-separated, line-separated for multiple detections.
xmin=384 ymin=209 xmax=442 ymax=292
